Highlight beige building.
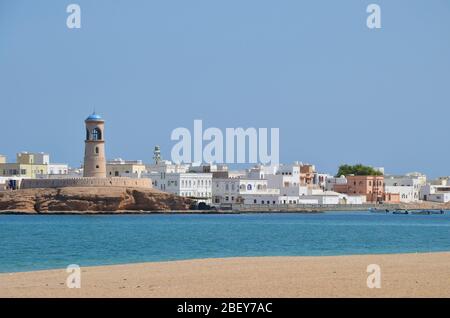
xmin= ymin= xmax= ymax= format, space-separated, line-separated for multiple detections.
xmin=107 ymin=158 xmax=147 ymax=178
xmin=0 ymin=153 xmax=48 ymax=178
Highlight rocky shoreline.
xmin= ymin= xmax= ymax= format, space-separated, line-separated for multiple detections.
xmin=0 ymin=187 xmax=192 ymax=214
xmin=0 ymin=187 xmax=448 ymax=214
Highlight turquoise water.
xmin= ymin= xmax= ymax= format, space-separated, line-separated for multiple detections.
xmin=0 ymin=211 xmax=449 ymax=273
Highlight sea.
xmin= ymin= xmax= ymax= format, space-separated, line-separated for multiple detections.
xmin=0 ymin=211 xmax=449 ymax=273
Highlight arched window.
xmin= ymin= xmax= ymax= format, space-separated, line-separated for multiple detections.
xmin=95 ymin=147 xmax=99 ymax=154
xmin=86 ymin=129 xmax=90 ymax=140
xmin=247 ymin=184 xmax=252 ymax=190
xmin=92 ymin=127 xmax=102 ymax=141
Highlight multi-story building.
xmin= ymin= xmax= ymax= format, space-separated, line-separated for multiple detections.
xmin=146 ymin=160 xmax=189 ymax=174
xmin=420 ymin=178 xmax=450 ymax=203
xmin=150 ymin=172 xmax=213 ymax=203
xmin=47 ymin=163 xmax=69 ymax=175
xmin=325 ymin=175 xmax=348 ymax=191
xmin=212 ymin=178 xmax=279 ymax=204
xmin=384 ymin=173 xmax=426 ymax=203
xmin=1 ymin=152 xmax=70 ymax=179
xmin=106 ymin=158 xmax=147 ymax=178
xmin=299 ymin=163 xmax=315 ymax=185
xmin=334 ymin=175 xmax=399 ymax=203
xmin=0 ymin=153 xmax=49 ymax=178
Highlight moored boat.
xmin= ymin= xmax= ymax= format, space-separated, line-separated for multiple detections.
xmin=392 ymin=209 xmax=409 ymax=215
xmin=369 ymin=208 xmax=389 ymax=213
xmin=410 ymin=210 xmax=431 ymax=215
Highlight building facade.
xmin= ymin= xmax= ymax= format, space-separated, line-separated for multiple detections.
xmin=150 ymin=172 xmax=213 ymax=203
xmin=333 ymin=175 xmax=396 ymax=203
xmin=107 ymin=158 xmax=146 ymax=178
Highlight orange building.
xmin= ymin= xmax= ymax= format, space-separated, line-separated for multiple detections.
xmin=300 ymin=164 xmax=315 ymax=185
xmin=334 ymin=175 xmax=399 ymax=203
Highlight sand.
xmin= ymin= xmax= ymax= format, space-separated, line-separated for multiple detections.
xmin=0 ymin=253 xmax=449 ymax=298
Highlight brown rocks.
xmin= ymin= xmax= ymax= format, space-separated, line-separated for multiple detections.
xmin=0 ymin=187 xmax=192 ymax=214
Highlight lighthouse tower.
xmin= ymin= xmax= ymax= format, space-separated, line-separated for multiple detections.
xmin=83 ymin=112 xmax=106 ymax=178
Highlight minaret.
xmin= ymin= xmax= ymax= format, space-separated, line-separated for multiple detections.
xmin=83 ymin=112 xmax=106 ymax=178
xmin=153 ymin=145 xmax=162 ymax=164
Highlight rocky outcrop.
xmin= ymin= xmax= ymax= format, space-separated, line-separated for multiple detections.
xmin=0 ymin=187 xmax=192 ymax=213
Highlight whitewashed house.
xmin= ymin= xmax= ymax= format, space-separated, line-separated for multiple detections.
xmin=384 ymin=174 xmax=426 ymax=203
xmin=149 ymin=171 xmax=213 ymax=204
xmin=420 ymin=178 xmax=450 ymax=203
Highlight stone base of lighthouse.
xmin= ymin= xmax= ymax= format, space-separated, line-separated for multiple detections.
xmin=21 ymin=177 xmax=152 ymax=189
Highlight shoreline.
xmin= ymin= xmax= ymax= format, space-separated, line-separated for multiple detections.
xmin=0 ymin=207 xmax=447 ymax=215
xmin=2 ymin=249 xmax=450 ymax=274
xmin=1 ymin=252 xmax=449 ymax=297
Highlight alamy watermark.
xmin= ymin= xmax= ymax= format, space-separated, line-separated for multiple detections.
xmin=367 ymin=4 xmax=381 ymax=29
xmin=366 ymin=264 xmax=381 ymax=289
xmin=66 ymin=4 xmax=81 ymax=29
xmin=66 ymin=264 xmax=81 ymax=288
xmin=171 ymin=120 xmax=279 ymax=165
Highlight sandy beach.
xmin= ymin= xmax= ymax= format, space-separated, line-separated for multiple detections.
xmin=1 ymin=252 xmax=450 ymax=298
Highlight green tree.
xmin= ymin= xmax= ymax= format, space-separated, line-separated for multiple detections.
xmin=335 ymin=164 xmax=383 ymax=177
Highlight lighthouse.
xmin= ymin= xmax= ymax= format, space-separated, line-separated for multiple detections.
xmin=83 ymin=112 xmax=106 ymax=178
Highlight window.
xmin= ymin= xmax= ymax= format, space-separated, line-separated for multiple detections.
xmin=95 ymin=147 xmax=99 ymax=154
xmin=96 ymin=165 xmax=99 ymax=169
xmin=92 ymin=127 xmax=102 ymax=140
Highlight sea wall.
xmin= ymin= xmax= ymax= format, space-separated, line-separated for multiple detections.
xmin=20 ymin=177 xmax=151 ymax=189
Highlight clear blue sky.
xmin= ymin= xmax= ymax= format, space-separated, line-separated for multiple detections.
xmin=0 ymin=0 xmax=449 ymax=177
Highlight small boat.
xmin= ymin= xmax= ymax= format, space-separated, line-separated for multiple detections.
xmin=392 ymin=209 xmax=409 ymax=215
xmin=410 ymin=210 xmax=431 ymax=215
xmin=369 ymin=208 xmax=389 ymax=213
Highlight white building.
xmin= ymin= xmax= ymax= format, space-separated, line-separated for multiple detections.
xmin=146 ymin=160 xmax=189 ymax=174
xmin=150 ymin=172 xmax=213 ymax=204
xmin=420 ymin=179 xmax=450 ymax=203
xmin=0 ymin=176 xmax=24 ymax=190
xmin=384 ymin=174 xmax=426 ymax=203
xmin=212 ymin=178 xmax=278 ymax=204
xmin=242 ymin=194 xmax=316 ymax=205
xmin=47 ymin=163 xmax=69 ymax=175
xmin=325 ymin=175 xmax=347 ymax=191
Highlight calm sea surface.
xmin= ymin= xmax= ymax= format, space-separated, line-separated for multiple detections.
xmin=0 ymin=211 xmax=449 ymax=273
